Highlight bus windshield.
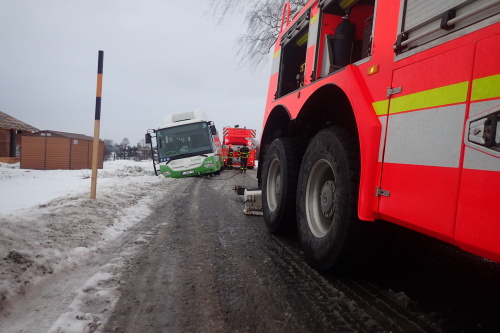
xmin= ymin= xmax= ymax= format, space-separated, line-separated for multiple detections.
xmin=156 ymin=122 xmax=213 ymax=161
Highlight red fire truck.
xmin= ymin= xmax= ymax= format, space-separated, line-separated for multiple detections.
xmin=222 ymin=126 xmax=257 ymax=169
xmin=258 ymin=0 xmax=500 ymax=271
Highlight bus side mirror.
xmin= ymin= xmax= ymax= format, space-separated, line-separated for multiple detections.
xmin=145 ymin=133 xmax=152 ymax=144
xmin=210 ymin=126 xmax=217 ymax=135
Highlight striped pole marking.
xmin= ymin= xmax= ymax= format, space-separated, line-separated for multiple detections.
xmin=90 ymin=50 xmax=104 ymax=199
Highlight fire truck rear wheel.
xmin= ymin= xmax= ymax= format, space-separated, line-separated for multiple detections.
xmin=262 ymin=138 xmax=300 ymax=234
xmin=296 ymin=128 xmax=360 ymax=272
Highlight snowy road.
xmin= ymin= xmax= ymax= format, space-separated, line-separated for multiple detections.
xmin=103 ymin=170 xmax=392 ymax=333
xmin=0 ymin=161 xmax=166 ymax=332
xmin=1 ymin=161 xmax=500 ymax=332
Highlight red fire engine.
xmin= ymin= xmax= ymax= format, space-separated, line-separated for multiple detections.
xmin=258 ymin=0 xmax=500 ymax=271
xmin=222 ymin=127 xmax=257 ymax=169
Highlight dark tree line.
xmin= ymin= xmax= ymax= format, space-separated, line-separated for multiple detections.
xmin=103 ymin=138 xmax=151 ymax=161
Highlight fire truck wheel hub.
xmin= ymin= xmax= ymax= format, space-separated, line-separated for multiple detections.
xmin=267 ymin=158 xmax=281 ymax=211
xmin=320 ymin=180 xmax=335 ymax=218
xmin=306 ymin=159 xmax=335 ymax=238
xmin=275 ymin=174 xmax=281 ymax=196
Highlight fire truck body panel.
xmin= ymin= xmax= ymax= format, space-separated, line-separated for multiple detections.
xmin=379 ymin=44 xmax=476 ymax=242
xmin=455 ymin=33 xmax=500 ymax=261
xmin=260 ymin=0 xmax=500 ymax=266
xmin=378 ymin=27 xmax=500 ymax=260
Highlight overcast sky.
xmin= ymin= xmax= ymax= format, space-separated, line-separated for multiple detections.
xmin=0 ymin=1 xmax=271 ymax=146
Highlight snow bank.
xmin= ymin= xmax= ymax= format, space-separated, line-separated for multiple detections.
xmin=0 ymin=160 xmax=165 ymax=307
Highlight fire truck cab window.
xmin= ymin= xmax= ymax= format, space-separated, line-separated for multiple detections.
xmin=277 ymin=12 xmax=310 ymax=98
xmin=318 ymin=0 xmax=375 ymax=78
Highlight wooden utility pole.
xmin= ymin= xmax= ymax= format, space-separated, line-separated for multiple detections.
xmin=90 ymin=50 xmax=104 ymax=199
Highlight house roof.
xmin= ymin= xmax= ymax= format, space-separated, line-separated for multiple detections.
xmin=0 ymin=111 xmax=39 ymax=132
xmin=25 ymin=130 xmax=95 ymax=141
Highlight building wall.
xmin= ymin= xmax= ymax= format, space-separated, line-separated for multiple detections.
xmin=21 ymin=134 xmax=104 ymax=170
xmin=0 ymin=129 xmax=10 ymax=157
xmin=46 ymin=137 xmax=70 ymax=169
xmin=70 ymin=139 xmax=90 ymax=170
xmin=0 ymin=129 xmax=29 ymax=163
xmin=21 ymin=136 xmax=46 ymax=169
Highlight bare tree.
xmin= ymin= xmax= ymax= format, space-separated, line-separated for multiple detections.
xmin=121 ymin=137 xmax=130 ymax=149
xmin=137 ymin=138 xmax=146 ymax=148
xmin=209 ymin=0 xmax=307 ymax=70
xmin=103 ymin=138 xmax=114 ymax=161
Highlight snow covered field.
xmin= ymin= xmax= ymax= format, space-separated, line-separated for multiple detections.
xmin=0 ymin=160 xmax=167 ymax=332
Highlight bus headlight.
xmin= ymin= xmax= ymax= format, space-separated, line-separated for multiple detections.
xmin=204 ymin=163 xmax=214 ymax=168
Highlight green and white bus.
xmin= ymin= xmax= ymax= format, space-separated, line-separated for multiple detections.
xmin=146 ymin=110 xmax=223 ymax=178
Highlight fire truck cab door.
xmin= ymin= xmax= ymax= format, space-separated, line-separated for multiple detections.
xmin=378 ymin=45 xmax=476 ymax=239
xmin=454 ymin=34 xmax=500 ymax=260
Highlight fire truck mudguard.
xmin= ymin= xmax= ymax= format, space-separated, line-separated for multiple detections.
xmin=262 ymin=138 xmax=301 ymax=233
xmin=296 ymin=128 xmax=362 ymax=271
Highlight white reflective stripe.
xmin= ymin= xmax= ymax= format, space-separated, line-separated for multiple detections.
xmin=470 ymin=99 xmax=500 ymax=117
xmin=384 ymin=104 xmax=466 ymax=167
xmin=464 ymin=147 xmax=500 ymax=171
xmin=378 ymin=115 xmax=388 ymax=163
xmin=307 ymin=14 xmax=319 ymax=49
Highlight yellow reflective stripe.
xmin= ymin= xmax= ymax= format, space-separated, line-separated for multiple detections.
xmin=372 ymin=73 xmax=500 ymax=116
xmin=373 ymin=100 xmax=389 ymax=116
xmin=310 ymin=13 xmax=319 ymax=25
xmin=296 ymin=32 xmax=308 ymax=46
xmin=389 ymin=81 xmax=469 ymax=114
xmin=340 ymin=0 xmax=358 ymax=8
xmin=471 ymin=74 xmax=500 ymax=101
xmin=273 ymin=49 xmax=281 ymax=60
xmin=372 ymin=82 xmax=469 ymax=115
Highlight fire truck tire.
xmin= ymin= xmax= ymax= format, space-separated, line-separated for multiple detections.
xmin=296 ymin=128 xmax=361 ymax=272
xmin=262 ymin=138 xmax=301 ymax=234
